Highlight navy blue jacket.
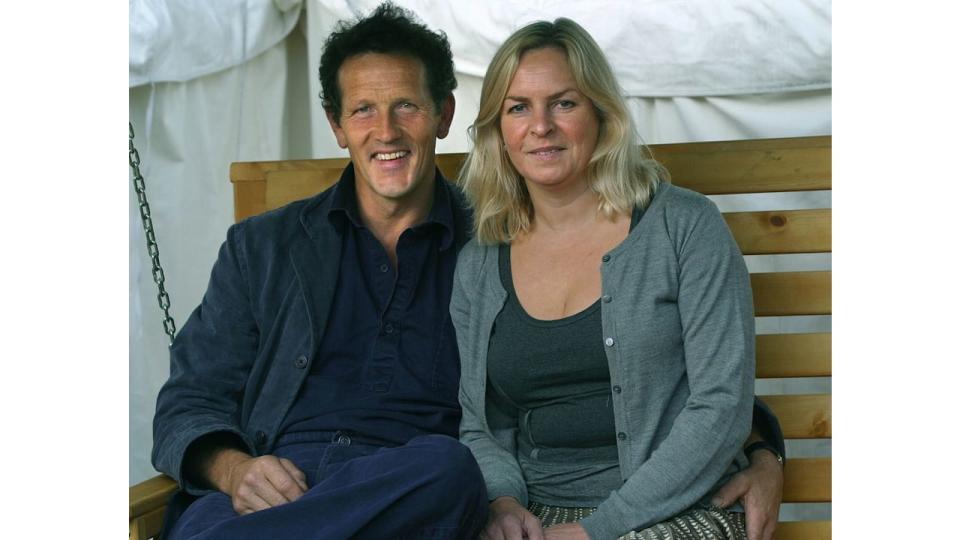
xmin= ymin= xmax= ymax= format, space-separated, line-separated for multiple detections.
xmin=151 ymin=168 xmax=472 ymax=495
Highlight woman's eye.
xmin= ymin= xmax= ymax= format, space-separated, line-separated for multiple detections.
xmin=555 ymin=100 xmax=575 ymax=110
xmin=506 ymin=103 xmax=527 ymax=113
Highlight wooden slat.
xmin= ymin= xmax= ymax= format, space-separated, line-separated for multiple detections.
xmin=782 ymin=457 xmax=831 ymax=502
xmin=725 ymin=209 xmax=831 ymax=255
xmin=751 ymin=271 xmax=831 ymax=316
xmin=231 ymin=159 xmax=351 ymax=221
xmin=775 ymin=520 xmax=831 ymax=540
xmin=756 ymin=333 xmax=831 ymax=378
xmin=231 ymin=158 xmax=351 ymax=183
xmin=264 ymin=169 xmax=341 ymax=211
xmin=760 ymin=394 xmax=831 ymax=439
xmin=130 ymin=474 xmax=178 ymax=519
xmin=437 ymin=153 xmax=466 ymax=181
xmin=230 ymin=136 xmax=831 ymax=218
xmin=652 ymin=136 xmax=831 ymax=194
xmin=129 ymin=506 xmax=167 ymax=540
xmin=233 ymin=180 xmax=267 ymax=222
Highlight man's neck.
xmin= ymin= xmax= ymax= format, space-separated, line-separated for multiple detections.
xmin=355 ymin=181 xmax=436 ymax=267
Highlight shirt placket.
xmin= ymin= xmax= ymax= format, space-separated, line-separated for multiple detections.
xmin=361 ymin=229 xmax=426 ymax=393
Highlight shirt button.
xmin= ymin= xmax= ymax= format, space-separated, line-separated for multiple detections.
xmin=617 ymin=432 xmax=627 ymax=441
xmin=379 ymin=264 xmax=389 ymax=273
xmin=294 ymin=355 xmax=308 ymax=369
xmin=605 ymin=337 xmax=615 ymax=347
xmin=602 ymin=295 xmax=612 ymax=303
xmin=255 ymin=431 xmax=267 ymax=445
xmin=602 ymin=254 xmax=611 ymax=262
xmin=384 ymin=323 xmax=394 ymax=334
xmin=612 ymin=385 xmax=622 ymax=394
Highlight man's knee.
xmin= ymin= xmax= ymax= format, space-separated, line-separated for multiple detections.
xmin=401 ymin=435 xmax=488 ymax=530
xmin=404 ymin=435 xmax=484 ymax=490
xmin=408 ymin=435 xmax=478 ymax=472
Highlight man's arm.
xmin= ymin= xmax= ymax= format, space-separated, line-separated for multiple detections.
xmin=711 ymin=399 xmax=785 ymax=540
xmin=151 ymin=223 xmax=260 ymax=494
xmin=184 ymin=432 xmax=307 ymax=515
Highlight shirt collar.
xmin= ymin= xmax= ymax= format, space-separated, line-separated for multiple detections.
xmin=326 ymin=163 xmax=455 ymax=250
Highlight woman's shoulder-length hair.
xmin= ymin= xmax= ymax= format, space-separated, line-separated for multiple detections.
xmin=459 ymin=17 xmax=668 ymax=245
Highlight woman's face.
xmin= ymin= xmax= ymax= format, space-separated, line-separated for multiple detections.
xmin=499 ymin=47 xmax=600 ymax=192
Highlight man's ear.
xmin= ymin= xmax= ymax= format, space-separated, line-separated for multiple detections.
xmin=326 ymin=110 xmax=349 ymax=149
xmin=436 ymin=95 xmax=456 ymax=140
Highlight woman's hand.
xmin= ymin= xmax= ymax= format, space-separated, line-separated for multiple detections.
xmin=543 ymin=522 xmax=590 ymax=540
xmin=481 ymin=497 xmax=544 ymax=540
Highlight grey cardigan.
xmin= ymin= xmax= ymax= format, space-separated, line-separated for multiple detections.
xmin=451 ymin=184 xmax=755 ymax=539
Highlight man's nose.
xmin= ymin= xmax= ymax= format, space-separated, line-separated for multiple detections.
xmin=376 ymin=112 xmax=401 ymax=142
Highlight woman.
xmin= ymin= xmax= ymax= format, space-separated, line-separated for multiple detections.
xmin=452 ymin=18 xmax=758 ymax=540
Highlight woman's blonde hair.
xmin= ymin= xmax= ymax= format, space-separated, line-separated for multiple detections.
xmin=459 ymin=18 xmax=668 ymax=244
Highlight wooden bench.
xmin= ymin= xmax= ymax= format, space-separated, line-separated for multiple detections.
xmin=129 ymin=135 xmax=831 ymax=540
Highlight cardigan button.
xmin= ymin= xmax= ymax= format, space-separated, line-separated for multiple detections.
xmin=602 ymin=254 xmax=611 ymax=262
xmin=604 ymin=337 xmax=615 ymax=347
xmin=602 ymin=295 xmax=612 ymax=303
xmin=617 ymin=432 xmax=627 ymax=441
xmin=255 ymin=431 xmax=267 ymax=445
xmin=612 ymin=385 xmax=622 ymax=394
xmin=294 ymin=355 xmax=308 ymax=369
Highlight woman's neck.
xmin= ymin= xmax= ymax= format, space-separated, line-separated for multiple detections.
xmin=526 ymin=179 xmax=599 ymax=233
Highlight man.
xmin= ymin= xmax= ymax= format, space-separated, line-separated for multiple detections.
xmin=152 ymin=3 xmax=785 ymax=539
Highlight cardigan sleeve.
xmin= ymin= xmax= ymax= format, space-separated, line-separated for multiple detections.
xmin=451 ymin=242 xmax=529 ymax=505
xmin=151 ymin=221 xmax=260 ymax=495
xmin=581 ymin=196 xmax=755 ymax=538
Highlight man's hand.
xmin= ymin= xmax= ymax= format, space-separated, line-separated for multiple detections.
xmin=543 ymin=522 xmax=590 ymax=540
xmin=711 ymin=450 xmax=783 ymax=540
xmin=481 ymin=497 xmax=544 ymax=540
xmin=210 ymin=448 xmax=309 ymax=515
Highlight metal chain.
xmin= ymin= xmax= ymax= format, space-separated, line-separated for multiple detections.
xmin=129 ymin=123 xmax=177 ymax=345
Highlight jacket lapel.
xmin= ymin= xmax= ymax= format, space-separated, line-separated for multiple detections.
xmin=290 ymin=184 xmax=344 ymax=358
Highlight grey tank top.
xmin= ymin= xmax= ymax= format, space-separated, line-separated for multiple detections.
xmin=486 ymin=244 xmax=622 ymax=505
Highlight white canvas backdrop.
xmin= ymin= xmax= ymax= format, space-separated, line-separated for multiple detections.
xmin=130 ymin=1 xmax=831 ymax=520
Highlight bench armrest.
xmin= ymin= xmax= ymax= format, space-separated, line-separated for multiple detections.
xmin=129 ymin=474 xmax=178 ymax=540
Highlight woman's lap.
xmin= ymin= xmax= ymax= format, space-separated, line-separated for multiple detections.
xmin=527 ymin=501 xmax=746 ymax=540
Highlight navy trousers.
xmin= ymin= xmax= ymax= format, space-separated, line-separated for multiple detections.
xmin=167 ymin=433 xmax=489 ymax=540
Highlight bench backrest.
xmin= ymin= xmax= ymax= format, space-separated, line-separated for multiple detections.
xmin=229 ymin=135 xmax=832 ymax=540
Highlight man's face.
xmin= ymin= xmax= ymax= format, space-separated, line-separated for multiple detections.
xmin=327 ymin=53 xmax=455 ymax=207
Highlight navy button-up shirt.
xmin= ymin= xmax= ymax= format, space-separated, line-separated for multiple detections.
xmin=280 ymin=173 xmax=462 ymax=445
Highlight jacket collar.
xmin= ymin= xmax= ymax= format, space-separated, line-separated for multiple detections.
xmin=298 ymin=162 xmax=466 ymax=251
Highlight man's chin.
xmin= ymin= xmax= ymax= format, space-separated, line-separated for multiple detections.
xmin=367 ymin=178 xmax=421 ymax=201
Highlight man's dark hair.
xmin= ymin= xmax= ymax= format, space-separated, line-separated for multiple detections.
xmin=319 ymin=2 xmax=457 ymax=122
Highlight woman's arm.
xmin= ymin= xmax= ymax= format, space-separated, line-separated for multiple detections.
xmin=580 ymin=196 xmax=756 ymax=539
xmin=451 ymin=243 xmax=529 ymax=505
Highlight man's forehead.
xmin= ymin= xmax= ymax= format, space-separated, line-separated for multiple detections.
xmin=337 ymin=53 xmax=431 ymax=100
xmin=339 ymin=52 xmax=425 ymax=79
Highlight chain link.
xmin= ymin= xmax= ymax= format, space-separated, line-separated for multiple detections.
xmin=130 ymin=123 xmax=177 ymax=345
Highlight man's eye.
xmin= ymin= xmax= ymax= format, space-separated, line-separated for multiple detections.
xmin=397 ymin=102 xmax=418 ymax=112
xmin=353 ymin=105 xmax=373 ymax=116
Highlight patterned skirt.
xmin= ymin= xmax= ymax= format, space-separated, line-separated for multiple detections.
xmin=527 ymin=501 xmax=747 ymax=540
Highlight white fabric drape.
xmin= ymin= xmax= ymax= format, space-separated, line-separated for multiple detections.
xmin=129 ymin=0 xmax=304 ymax=85
xmin=130 ymin=1 xmax=831 ymax=503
